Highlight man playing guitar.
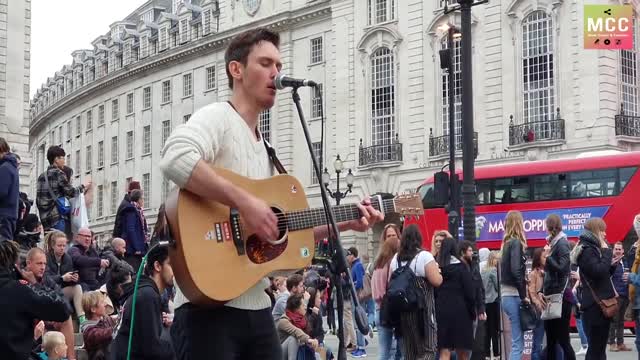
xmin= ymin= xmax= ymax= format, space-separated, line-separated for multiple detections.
xmin=159 ymin=28 xmax=383 ymax=359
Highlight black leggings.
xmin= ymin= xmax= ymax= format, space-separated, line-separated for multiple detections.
xmin=582 ymin=305 xmax=612 ymax=360
xmin=170 ymin=304 xmax=282 ymax=360
xmin=484 ymin=301 xmax=501 ymax=357
xmin=544 ymin=300 xmax=576 ymax=360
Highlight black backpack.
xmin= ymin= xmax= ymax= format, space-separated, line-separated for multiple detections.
xmin=380 ymin=257 xmax=421 ymax=327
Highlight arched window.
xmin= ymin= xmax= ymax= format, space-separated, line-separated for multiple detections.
xmin=440 ymin=36 xmax=462 ymax=148
xmin=522 ymin=11 xmax=555 ymax=132
xmin=370 ymin=47 xmax=395 ymax=147
xmin=620 ymin=19 xmax=638 ymax=116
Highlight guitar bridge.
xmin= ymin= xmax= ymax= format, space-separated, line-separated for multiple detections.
xmin=229 ymin=208 xmax=245 ymax=255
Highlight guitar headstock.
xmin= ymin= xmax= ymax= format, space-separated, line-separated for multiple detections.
xmin=393 ymin=193 xmax=423 ymax=216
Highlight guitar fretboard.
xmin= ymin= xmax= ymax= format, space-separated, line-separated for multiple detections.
xmin=285 ymin=198 xmax=396 ymax=231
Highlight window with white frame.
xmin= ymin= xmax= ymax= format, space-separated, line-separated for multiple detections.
xmin=183 ymin=73 xmax=193 ymax=97
xmin=259 ymin=110 xmax=271 ymax=143
xmin=162 ymin=178 xmax=171 ymax=202
xmin=98 ymin=141 xmax=104 ymax=168
xmin=440 ymin=37 xmax=462 ymax=146
xmin=75 ymin=150 xmax=81 ymax=176
xmin=111 ymin=136 xmax=118 ymax=164
xmin=140 ymin=35 xmax=148 ymax=58
xmin=160 ymin=27 xmax=168 ymax=50
xmin=368 ymin=0 xmax=395 ymax=25
xmin=311 ymin=142 xmax=322 ymax=184
xmin=143 ymin=87 xmax=152 ymax=109
xmin=370 ymin=47 xmax=396 ymax=146
xmin=126 ymin=93 xmax=134 ymax=114
xmin=111 ymin=181 xmax=118 ymax=214
xmin=310 ymin=37 xmax=323 ymax=64
xmin=162 ymin=80 xmax=172 ymax=103
xmin=438 ymin=0 xmax=458 ymax=8
xmin=142 ymin=10 xmax=153 ymax=23
xmin=86 ymin=145 xmax=92 ymax=172
xmin=58 ymin=127 xmax=63 ymax=145
xmin=76 ymin=116 xmax=81 ymax=137
xmin=620 ymin=19 xmax=638 ymax=116
xmin=522 ymin=10 xmax=555 ymax=134
xmin=97 ymin=185 xmax=104 ymax=217
xmin=66 ymin=121 xmax=71 ymax=141
xmin=180 ymin=19 xmax=189 ymax=43
xmin=142 ymin=173 xmax=150 ymax=206
xmin=126 ymin=131 xmax=134 ymax=159
xmin=143 ymin=126 xmax=151 ymax=155
xmin=98 ymin=105 xmax=105 ymax=125
xmin=86 ymin=110 xmax=93 ymax=132
xmin=311 ymin=84 xmax=323 ymax=119
xmin=184 ymin=114 xmax=191 ymax=123
xmin=112 ymin=99 xmax=119 ymax=120
xmin=123 ymin=43 xmax=132 ymax=65
xmin=206 ymin=66 xmax=216 ymax=90
xmin=162 ymin=120 xmax=171 ymax=148
xmin=203 ymin=9 xmax=212 ymax=34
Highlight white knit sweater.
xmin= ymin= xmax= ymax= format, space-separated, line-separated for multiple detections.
xmin=159 ymin=101 xmax=273 ymax=310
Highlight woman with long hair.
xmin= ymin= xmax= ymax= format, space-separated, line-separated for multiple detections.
xmin=542 ymin=214 xmax=576 ymax=360
xmin=389 ymin=224 xmax=442 ymax=360
xmin=481 ymin=251 xmax=500 ymax=359
xmin=372 ymin=224 xmax=402 ymax=360
xmin=528 ymin=248 xmax=546 ymax=360
xmin=430 ymin=230 xmax=451 ymax=259
xmin=500 ymin=210 xmax=528 ymax=360
xmin=435 ymin=237 xmax=475 ymax=360
xmin=575 ymin=217 xmax=615 ymax=360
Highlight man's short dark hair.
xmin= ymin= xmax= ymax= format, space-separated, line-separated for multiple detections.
xmin=285 ymin=293 xmax=304 ymax=311
xmin=286 ymin=274 xmax=304 ymax=292
xmin=46 ymin=146 xmax=65 ymax=165
xmin=144 ymin=245 xmax=169 ymax=276
xmin=130 ymin=189 xmax=143 ymax=203
xmin=348 ymin=247 xmax=358 ymax=258
xmin=459 ymin=240 xmax=474 ymax=255
xmin=224 ymin=28 xmax=280 ymax=89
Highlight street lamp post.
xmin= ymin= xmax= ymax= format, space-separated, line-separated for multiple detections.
xmin=322 ymin=154 xmax=355 ymax=206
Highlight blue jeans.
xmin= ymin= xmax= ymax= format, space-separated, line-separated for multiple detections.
xmin=576 ymin=316 xmax=588 ymax=347
xmin=531 ymin=320 xmax=544 ymax=360
xmin=376 ymin=310 xmax=402 ymax=360
xmin=366 ymin=298 xmax=376 ymax=328
xmin=353 ymin=305 xmax=366 ymax=349
xmin=501 ymin=296 xmax=524 ymax=360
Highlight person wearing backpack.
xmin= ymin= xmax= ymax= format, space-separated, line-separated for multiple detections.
xmin=346 ymin=247 xmax=368 ymax=358
xmin=388 ymin=225 xmax=442 ymax=360
xmin=435 ymin=237 xmax=475 ymax=360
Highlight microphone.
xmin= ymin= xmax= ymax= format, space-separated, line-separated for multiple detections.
xmin=274 ymin=73 xmax=317 ymax=90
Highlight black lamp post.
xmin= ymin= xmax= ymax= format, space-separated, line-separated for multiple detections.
xmin=322 ymin=154 xmax=355 ymax=206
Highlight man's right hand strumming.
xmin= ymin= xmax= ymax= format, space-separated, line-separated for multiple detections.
xmin=238 ymin=193 xmax=279 ymax=242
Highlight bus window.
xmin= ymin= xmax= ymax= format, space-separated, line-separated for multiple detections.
xmin=620 ymin=167 xmax=637 ymax=192
xmin=495 ymin=177 xmax=530 ymax=203
xmin=534 ymin=174 xmax=567 ymax=201
xmin=419 ymin=183 xmax=441 ymax=209
xmin=476 ymin=180 xmax=492 ymax=204
xmin=570 ymin=169 xmax=617 ymax=198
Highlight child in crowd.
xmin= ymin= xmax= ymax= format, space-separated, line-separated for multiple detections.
xmin=38 ymin=331 xmax=67 ymax=360
xmin=80 ymin=291 xmax=116 ymax=360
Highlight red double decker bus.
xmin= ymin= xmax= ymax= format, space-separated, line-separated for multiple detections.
xmin=406 ymin=151 xmax=640 ymax=329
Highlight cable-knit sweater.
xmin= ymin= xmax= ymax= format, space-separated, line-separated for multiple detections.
xmin=159 ymin=101 xmax=273 ymax=311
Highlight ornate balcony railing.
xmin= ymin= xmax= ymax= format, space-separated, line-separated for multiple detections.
xmin=428 ymin=128 xmax=478 ymax=158
xmin=615 ymin=112 xmax=640 ymax=137
xmin=358 ymin=134 xmax=403 ymax=167
xmin=508 ymin=109 xmax=565 ymax=146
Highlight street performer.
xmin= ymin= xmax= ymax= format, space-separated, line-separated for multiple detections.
xmin=159 ymin=27 xmax=383 ymax=359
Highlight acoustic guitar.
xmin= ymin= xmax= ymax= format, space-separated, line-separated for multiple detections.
xmin=165 ymin=167 xmax=423 ymax=305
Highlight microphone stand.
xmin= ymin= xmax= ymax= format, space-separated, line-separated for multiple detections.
xmin=290 ymin=86 xmax=366 ymax=360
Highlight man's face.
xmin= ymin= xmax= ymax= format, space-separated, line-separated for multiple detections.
xmin=160 ymin=258 xmax=174 ymax=288
xmin=75 ymin=229 xmax=92 ymax=247
xmin=237 ymin=41 xmax=281 ymax=110
xmin=346 ymin=252 xmax=354 ymax=265
xmin=291 ymin=281 xmax=305 ymax=295
xmin=614 ymin=244 xmax=624 ymax=258
xmin=54 ymin=155 xmax=65 ymax=169
xmin=114 ymin=240 xmax=126 ymax=256
xmin=27 ymin=253 xmax=47 ymax=280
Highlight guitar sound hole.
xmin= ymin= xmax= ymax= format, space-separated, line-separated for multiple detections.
xmin=246 ymin=207 xmax=288 ymax=264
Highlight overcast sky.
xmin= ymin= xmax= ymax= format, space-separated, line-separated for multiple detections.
xmin=30 ymin=0 xmax=146 ymax=96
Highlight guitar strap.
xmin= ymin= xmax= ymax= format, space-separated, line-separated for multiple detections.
xmin=226 ymin=100 xmax=288 ymax=175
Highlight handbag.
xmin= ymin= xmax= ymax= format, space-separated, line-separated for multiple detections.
xmin=541 ymin=278 xmax=569 ymax=320
xmin=583 ymin=276 xmax=619 ymax=319
xmin=43 ymin=169 xmax=71 ymax=216
xmin=519 ymin=301 xmax=539 ymax=331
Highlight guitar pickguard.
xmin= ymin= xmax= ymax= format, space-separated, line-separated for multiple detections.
xmin=246 ymin=235 xmax=288 ymax=264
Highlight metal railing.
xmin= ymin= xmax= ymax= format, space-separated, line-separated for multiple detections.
xmin=508 ymin=109 xmax=565 ymax=146
xmin=358 ymin=135 xmax=403 ymax=166
xmin=615 ymin=113 xmax=640 ymax=137
xmin=428 ymin=129 xmax=478 ymax=158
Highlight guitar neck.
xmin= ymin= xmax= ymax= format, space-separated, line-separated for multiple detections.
xmin=286 ymin=198 xmax=397 ymax=231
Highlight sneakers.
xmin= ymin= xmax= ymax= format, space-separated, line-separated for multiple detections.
xmin=617 ymin=344 xmax=632 ymax=352
xmin=575 ymin=346 xmax=588 ymax=356
xmin=609 ymin=344 xmax=619 ymax=352
xmin=350 ymin=349 xmax=367 ymax=358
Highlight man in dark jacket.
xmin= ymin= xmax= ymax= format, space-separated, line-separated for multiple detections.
xmin=0 ymin=138 xmax=19 ymax=240
xmin=112 ymin=245 xmax=175 ymax=360
xmin=101 ymin=237 xmax=134 ymax=275
xmin=68 ymin=227 xmax=109 ymax=291
xmin=0 ymin=240 xmax=70 ymax=360
xmin=119 ymin=189 xmax=148 ymax=272
xmin=113 ymin=180 xmax=141 ymax=237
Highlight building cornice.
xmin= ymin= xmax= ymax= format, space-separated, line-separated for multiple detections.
xmin=30 ymin=4 xmax=332 ymax=135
